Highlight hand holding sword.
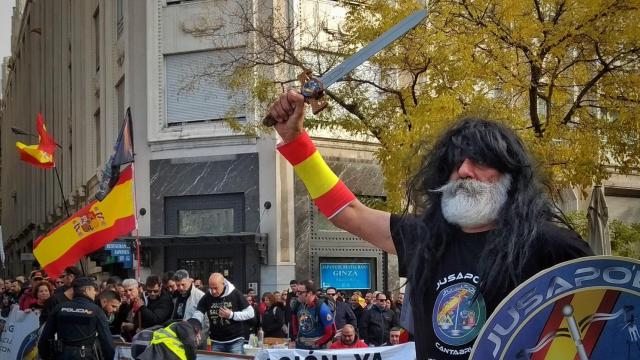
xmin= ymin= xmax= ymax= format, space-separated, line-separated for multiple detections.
xmin=264 ymin=9 xmax=428 ymax=139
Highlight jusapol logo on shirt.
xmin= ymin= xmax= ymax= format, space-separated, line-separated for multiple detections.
xmin=436 ymin=272 xmax=481 ymax=291
xmin=433 ymin=282 xmax=486 ymax=347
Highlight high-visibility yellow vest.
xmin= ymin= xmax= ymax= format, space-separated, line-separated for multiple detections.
xmin=150 ymin=324 xmax=187 ymax=360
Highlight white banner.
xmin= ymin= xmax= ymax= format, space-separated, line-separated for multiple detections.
xmin=255 ymin=343 xmax=416 ymax=360
xmin=0 ymin=305 xmax=40 ymax=359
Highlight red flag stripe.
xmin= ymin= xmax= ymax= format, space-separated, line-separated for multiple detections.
xmin=531 ymin=294 xmax=575 ymax=360
xmin=33 ymin=166 xmax=134 ymax=248
xmin=580 ymin=290 xmax=620 ymax=358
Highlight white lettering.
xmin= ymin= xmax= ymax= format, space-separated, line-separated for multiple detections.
xmin=604 ymin=267 xmax=632 ymax=284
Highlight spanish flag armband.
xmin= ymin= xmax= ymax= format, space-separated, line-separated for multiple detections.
xmin=278 ymin=132 xmax=356 ymax=218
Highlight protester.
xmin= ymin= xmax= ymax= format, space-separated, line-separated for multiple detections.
xmin=330 ymin=324 xmax=368 ymax=349
xmin=193 ymin=273 xmax=254 ymax=354
xmin=388 ymin=327 xmax=402 ymax=346
xmin=24 ymin=280 xmax=53 ymax=313
xmin=171 ymin=270 xmax=204 ymax=322
xmin=118 ymin=278 xmax=146 ymax=341
xmin=7 ymin=279 xmax=22 ymax=305
xmin=360 ymin=293 xmax=398 ymax=346
xmin=326 ymin=287 xmax=357 ymax=331
xmin=260 ymin=292 xmax=285 ymax=338
xmin=136 ymin=318 xmax=202 ymax=360
xmin=194 ymin=278 xmax=204 ymax=291
xmin=163 ymin=271 xmax=177 ymax=296
xmin=138 ymin=275 xmax=174 ymax=328
xmin=99 ymin=289 xmax=122 ymax=334
xmin=38 ymin=277 xmax=114 ymax=360
xmin=244 ymin=294 xmax=260 ymax=340
xmin=41 ymin=266 xmax=82 ymax=324
xmin=267 ymin=91 xmax=593 ymax=359
xmin=290 ymin=280 xmax=334 ymax=350
xmin=394 ymin=292 xmax=403 ymax=316
xmin=284 ymin=280 xmax=298 ymax=328
xmin=53 ymin=275 xmax=65 ymax=289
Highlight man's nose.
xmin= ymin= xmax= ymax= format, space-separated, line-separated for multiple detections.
xmin=456 ymin=158 xmax=476 ymax=179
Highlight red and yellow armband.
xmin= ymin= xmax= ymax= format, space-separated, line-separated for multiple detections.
xmin=278 ymin=131 xmax=356 ymax=218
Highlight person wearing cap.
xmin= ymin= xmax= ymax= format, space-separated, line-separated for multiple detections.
xmin=18 ymin=270 xmax=46 ymax=311
xmin=136 ymin=318 xmax=202 ymax=360
xmin=40 ymin=266 xmax=82 ymax=324
xmin=38 ymin=277 xmax=114 ymax=360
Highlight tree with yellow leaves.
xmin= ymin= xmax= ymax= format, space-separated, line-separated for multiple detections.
xmin=223 ymin=0 xmax=640 ymax=211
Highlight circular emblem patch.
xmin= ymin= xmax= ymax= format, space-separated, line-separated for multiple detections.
xmin=471 ymin=256 xmax=640 ymax=360
xmin=432 ymin=282 xmax=486 ymax=346
xmin=298 ymin=309 xmax=314 ymax=334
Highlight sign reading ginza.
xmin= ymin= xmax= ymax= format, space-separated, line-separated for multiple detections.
xmin=320 ymin=263 xmax=371 ymax=290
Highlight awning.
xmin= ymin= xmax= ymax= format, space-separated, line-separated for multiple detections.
xmin=120 ymin=232 xmax=268 ymax=265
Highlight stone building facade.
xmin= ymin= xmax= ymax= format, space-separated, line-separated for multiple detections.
xmin=1 ymin=0 xmax=401 ymax=294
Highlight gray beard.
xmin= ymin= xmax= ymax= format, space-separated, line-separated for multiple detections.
xmin=436 ymin=174 xmax=512 ymax=228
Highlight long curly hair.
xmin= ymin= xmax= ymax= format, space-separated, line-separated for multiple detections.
xmin=402 ymin=117 xmax=566 ymax=328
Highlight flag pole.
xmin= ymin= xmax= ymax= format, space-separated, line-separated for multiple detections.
xmin=53 ymin=167 xmax=71 ymax=218
xmin=53 ymin=166 xmax=86 ymax=275
xmin=132 ymin=164 xmax=141 ymax=283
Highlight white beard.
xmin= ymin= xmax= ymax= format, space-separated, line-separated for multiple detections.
xmin=436 ymin=174 xmax=512 ymax=228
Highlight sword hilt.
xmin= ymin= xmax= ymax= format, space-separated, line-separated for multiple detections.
xmin=262 ymin=70 xmax=328 ymax=127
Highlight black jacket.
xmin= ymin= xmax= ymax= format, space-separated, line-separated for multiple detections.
xmin=360 ymin=306 xmax=398 ymax=346
xmin=139 ymin=292 xmax=174 ymax=328
xmin=40 ymin=287 xmax=72 ymax=325
xmin=261 ymin=304 xmax=286 ymax=338
xmin=334 ymin=301 xmax=357 ymax=331
xmin=38 ymin=295 xmax=115 ymax=360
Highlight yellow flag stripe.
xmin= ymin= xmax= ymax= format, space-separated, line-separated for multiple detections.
xmin=33 ymin=177 xmax=135 ymax=266
xmin=294 ymin=151 xmax=340 ymax=199
xmin=544 ymin=289 xmax=606 ymax=359
xmin=17 ymin=142 xmax=54 ymax=163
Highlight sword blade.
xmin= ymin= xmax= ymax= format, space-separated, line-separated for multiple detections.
xmin=318 ymin=9 xmax=427 ymax=87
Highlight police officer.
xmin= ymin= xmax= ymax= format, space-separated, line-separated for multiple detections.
xmin=136 ymin=318 xmax=202 ymax=360
xmin=38 ymin=277 xmax=115 ymax=359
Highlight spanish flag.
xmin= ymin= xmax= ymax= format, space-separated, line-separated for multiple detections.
xmin=33 ymin=165 xmax=137 ymax=277
xmin=15 ymin=113 xmax=57 ymax=168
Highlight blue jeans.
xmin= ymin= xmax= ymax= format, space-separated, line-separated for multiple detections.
xmin=212 ymin=338 xmax=245 ymax=354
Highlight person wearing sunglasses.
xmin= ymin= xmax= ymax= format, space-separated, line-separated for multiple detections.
xmin=137 ymin=275 xmax=174 ymax=329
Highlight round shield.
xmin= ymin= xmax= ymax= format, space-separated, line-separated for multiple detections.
xmin=470 ymin=256 xmax=640 ymax=360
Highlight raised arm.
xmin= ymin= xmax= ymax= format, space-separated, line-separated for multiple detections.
xmin=268 ymin=90 xmax=395 ymax=254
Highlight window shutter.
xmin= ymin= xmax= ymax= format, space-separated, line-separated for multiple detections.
xmin=165 ymin=50 xmax=246 ymax=124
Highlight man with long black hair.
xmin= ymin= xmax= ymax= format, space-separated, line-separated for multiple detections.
xmin=267 ymin=90 xmax=592 ymax=359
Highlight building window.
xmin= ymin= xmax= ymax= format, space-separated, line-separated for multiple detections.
xmin=165 ymin=193 xmax=245 ymax=235
xmin=164 ymin=50 xmax=247 ymax=125
xmin=117 ymin=0 xmax=124 ymax=37
xmin=93 ymin=8 xmax=100 ymax=71
xmin=178 ymin=208 xmax=235 ymax=234
xmin=116 ymin=78 xmax=125 ymax=128
xmin=94 ymin=109 xmax=101 ymax=167
xmin=166 ymin=0 xmax=196 ymax=5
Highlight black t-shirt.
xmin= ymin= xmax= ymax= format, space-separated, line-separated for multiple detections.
xmin=174 ymin=290 xmax=190 ymax=320
xmin=391 ymin=215 xmax=593 ymax=360
xmin=196 ymin=287 xmax=250 ymax=342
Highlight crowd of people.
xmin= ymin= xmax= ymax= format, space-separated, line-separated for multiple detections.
xmin=0 ymin=266 xmax=409 ymax=359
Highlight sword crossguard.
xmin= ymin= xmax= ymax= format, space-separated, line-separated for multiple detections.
xmin=298 ymin=69 xmax=328 ymax=115
xmin=262 ymin=69 xmax=329 ymax=126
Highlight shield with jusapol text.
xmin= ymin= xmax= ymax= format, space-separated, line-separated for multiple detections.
xmin=471 ymin=256 xmax=640 ymax=360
